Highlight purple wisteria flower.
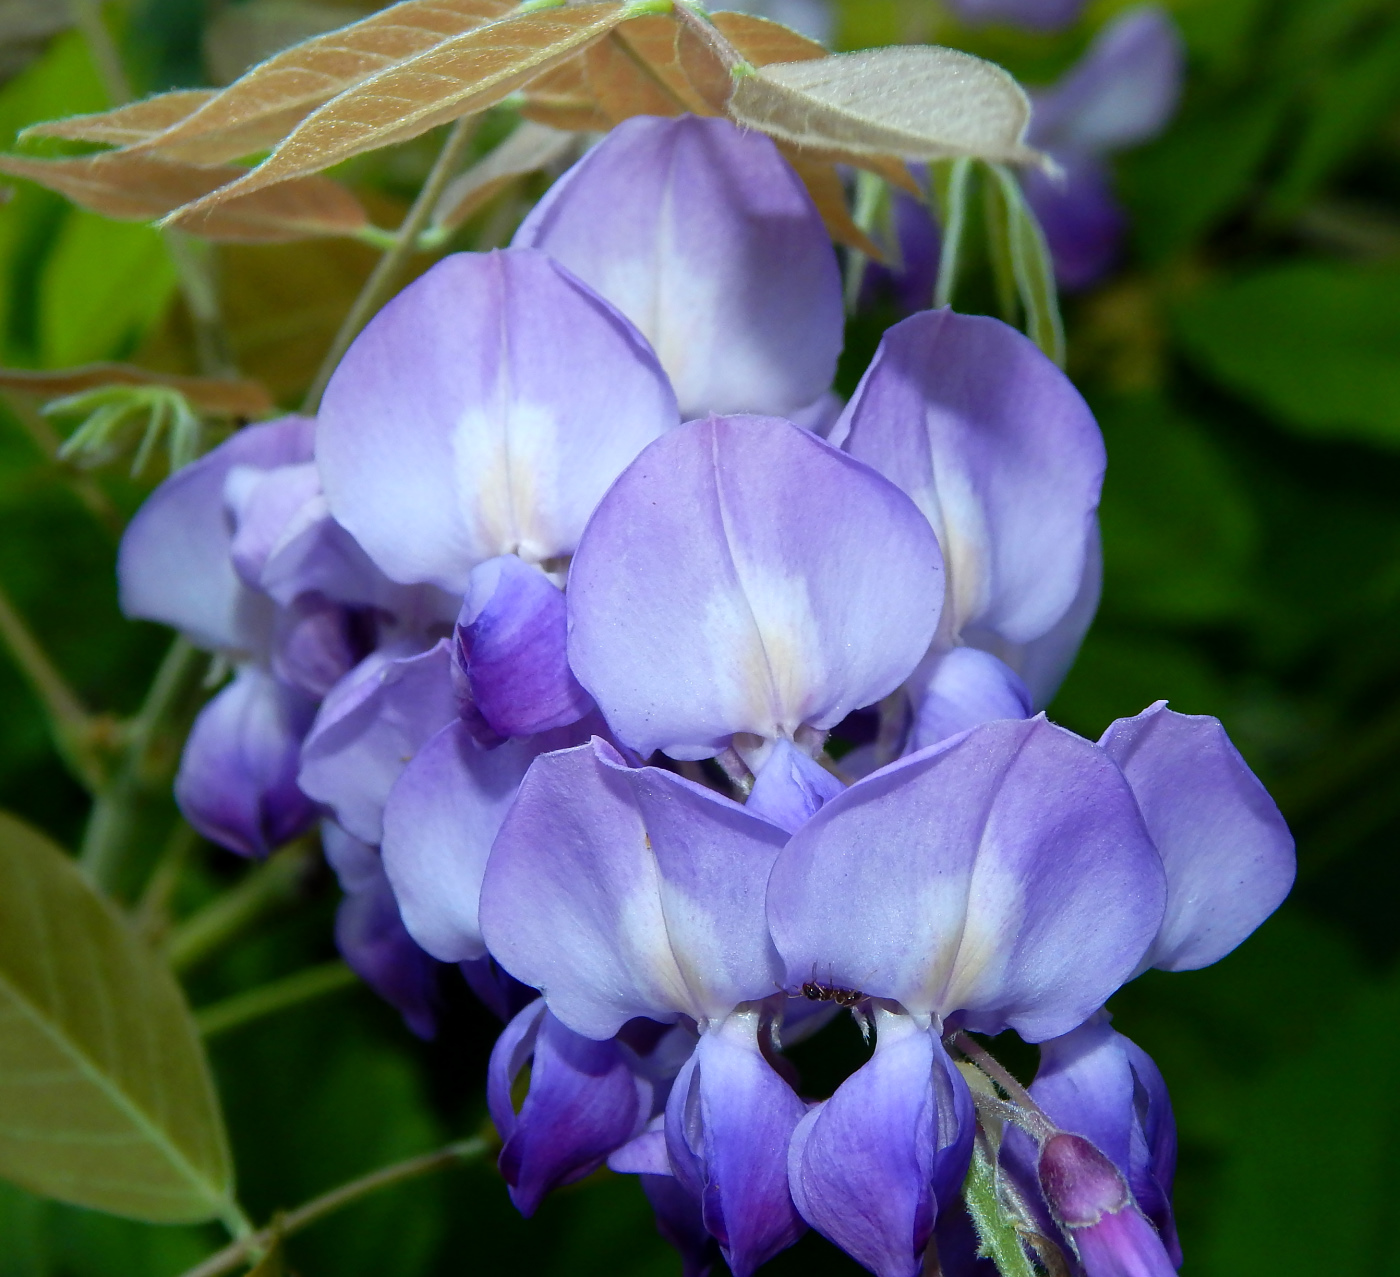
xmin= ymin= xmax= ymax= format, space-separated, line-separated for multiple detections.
xmin=831 ymin=307 xmax=1104 ymax=750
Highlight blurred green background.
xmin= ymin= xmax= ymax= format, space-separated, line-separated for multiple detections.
xmin=1 ymin=0 xmax=1399 ymax=1273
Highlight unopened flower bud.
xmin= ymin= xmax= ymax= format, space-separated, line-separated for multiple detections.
xmin=1039 ymin=1133 xmax=1177 ymax=1276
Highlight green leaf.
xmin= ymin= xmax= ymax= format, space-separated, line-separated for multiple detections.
xmin=38 ymin=213 xmax=178 ymax=368
xmin=1175 ymin=263 xmax=1400 ymax=447
xmin=0 ymin=810 xmax=235 ymax=1224
xmin=1096 ymin=394 xmax=1259 ymax=623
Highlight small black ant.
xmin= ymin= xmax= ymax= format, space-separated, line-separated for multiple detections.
xmin=800 ymin=980 xmax=864 ymax=1008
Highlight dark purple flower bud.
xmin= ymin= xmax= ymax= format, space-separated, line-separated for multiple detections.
xmin=1027 ymin=1015 xmax=1181 ymax=1264
xmin=324 ymin=823 xmax=442 ymax=1040
xmin=175 ymin=665 xmax=318 ymax=858
xmin=1038 ymin=1134 xmax=1177 ymax=1277
xmin=488 ymin=999 xmax=652 ymax=1216
xmin=453 ymin=555 xmax=592 ymax=742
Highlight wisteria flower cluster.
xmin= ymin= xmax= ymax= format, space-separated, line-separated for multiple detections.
xmin=120 ymin=113 xmax=1294 ymax=1276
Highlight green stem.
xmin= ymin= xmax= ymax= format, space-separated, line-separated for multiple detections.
xmin=932 ymin=157 xmax=972 ymax=309
xmin=165 ymin=841 xmax=316 ymax=973
xmin=197 ymin=961 xmax=358 ymax=1039
xmin=177 ymin=1139 xmax=490 ymax=1277
xmin=302 ymin=115 xmax=482 ymax=412
xmin=0 ymin=578 xmax=104 ymax=791
xmin=163 ymin=231 xmax=239 ymax=379
xmin=133 ymin=820 xmax=199 ymax=942
xmin=963 ymin=1132 xmax=1038 ymax=1277
xmin=80 ymin=638 xmax=204 ymax=893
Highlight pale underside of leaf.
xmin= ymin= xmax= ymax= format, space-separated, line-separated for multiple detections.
xmin=432 ymin=119 xmax=576 ymax=231
xmin=128 ymin=0 xmax=515 ymax=165
xmin=727 ymin=45 xmax=1039 ymax=165
xmin=22 ymin=91 xmax=216 ymax=147
xmin=0 ymin=813 xmax=233 ymax=1223
xmin=0 ymin=151 xmax=369 ymax=243
xmin=167 ymin=5 xmax=630 ymax=218
xmin=0 ymin=365 xmax=274 ymax=416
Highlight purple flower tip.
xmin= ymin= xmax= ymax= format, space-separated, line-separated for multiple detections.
xmin=1039 ymin=1133 xmax=1131 ymax=1227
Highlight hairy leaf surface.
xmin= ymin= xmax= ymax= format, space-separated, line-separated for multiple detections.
xmin=0 ymin=813 xmax=234 ymax=1223
xmin=168 ymin=4 xmax=630 ymax=216
xmin=22 ymin=91 xmax=215 ymax=146
xmin=123 ymin=0 xmax=513 ymax=165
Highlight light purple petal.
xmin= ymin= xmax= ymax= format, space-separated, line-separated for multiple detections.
xmin=456 ymin=555 xmax=591 ymax=739
xmin=947 ymin=0 xmax=1085 ymax=30
xmin=788 ymin=1011 xmax=973 ymax=1277
xmin=834 ymin=310 xmax=1103 ymax=650
xmin=1074 ymin=1205 xmax=1178 ymax=1277
xmin=664 ymin=1013 xmax=807 ymax=1277
xmin=381 ymin=719 xmax=559 ymax=963
xmin=297 ymin=641 xmax=457 ymax=845
xmin=175 ymin=664 xmax=318 ymax=858
xmin=118 ymin=416 xmax=313 ymax=652
xmin=768 ymin=716 xmax=1165 ymax=1040
xmin=568 ymin=415 xmax=944 ymax=763
xmin=1099 ymin=702 xmax=1295 ymax=973
xmin=746 ymin=739 xmax=846 ymax=834
xmin=989 ymin=522 xmax=1101 ymax=709
xmin=907 ymin=646 xmax=1031 ymax=753
xmin=270 ymin=595 xmax=365 ymax=699
xmin=479 ymin=739 xmax=789 ymax=1038
xmin=325 ymin=826 xmax=442 ymax=1040
xmin=514 ymin=115 xmax=841 ymax=420
xmin=1030 ymin=7 xmax=1184 ymax=154
xmin=318 ymin=249 xmax=679 ymax=594
xmin=489 ymin=999 xmax=651 ymax=1216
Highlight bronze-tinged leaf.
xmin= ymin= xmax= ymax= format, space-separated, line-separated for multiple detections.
xmin=0 ymin=365 xmax=274 ymax=417
xmin=127 ymin=0 xmax=514 ymax=165
xmin=0 ymin=812 xmax=235 ymax=1223
xmin=709 ymin=10 xmax=826 ymax=64
xmin=585 ymin=26 xmax=687 ymax=123
xmin=431 ymin=120 xmax=575 ymax=231
xmin=674 ymin=15 xmax=732 ymax=116
xmin=519 ymin=57 xmax=611 ymax=132
xmin=780 ymin=148 xmax=883 ymax=259
xmin=22 ymin=91 xmax=216 ymax=147
xmin=727 ymin=45 xmax=1038 ymax=164
xmin=608 ymin=15 xmax=713 ymax=115
xmin=166 ymin=4 xmax=632 ymax=218
xmin=0 ymin=151 xmax=371 ymax=243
